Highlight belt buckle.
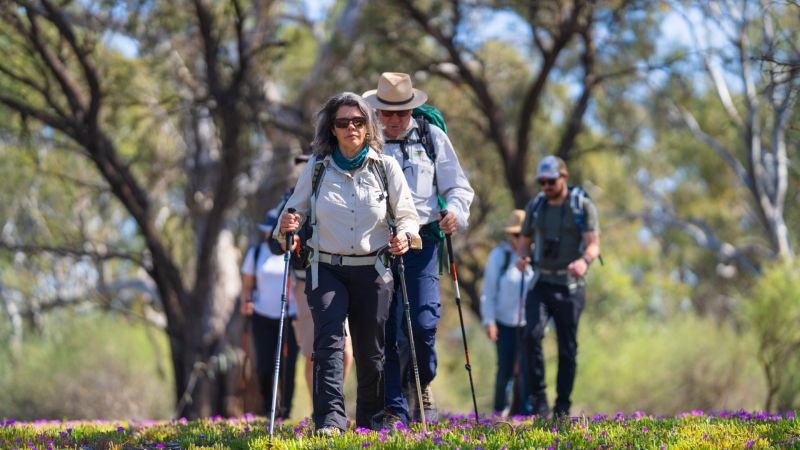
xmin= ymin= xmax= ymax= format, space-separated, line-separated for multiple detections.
xmin=330 ymin=254 xmax=342 ymax=266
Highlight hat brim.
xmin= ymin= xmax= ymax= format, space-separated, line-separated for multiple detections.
xmin=362 ymin=89 xmax=428 ymax=111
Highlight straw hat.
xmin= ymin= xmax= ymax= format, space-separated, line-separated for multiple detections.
xmin=504 ymin=209 xmax=526 ymax=234
xmin=362 ymin=72 xmax=428 ymax=111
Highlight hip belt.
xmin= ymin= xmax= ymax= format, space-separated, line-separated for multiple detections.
xmin=318 ymin=251 xmax=382 ymax=267
xmin=537 ymin=268 xmax=569 ymax=276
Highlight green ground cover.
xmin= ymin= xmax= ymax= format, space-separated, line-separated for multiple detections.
xmin=1 ymin=411 xmax=798 ymax=449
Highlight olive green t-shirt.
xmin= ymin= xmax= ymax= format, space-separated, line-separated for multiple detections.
xmin=521 ymin=192 xmax=599 ymax=285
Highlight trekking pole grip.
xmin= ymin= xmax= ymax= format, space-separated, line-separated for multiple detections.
xmin=285 ymin=208 xmax=296 ymax=249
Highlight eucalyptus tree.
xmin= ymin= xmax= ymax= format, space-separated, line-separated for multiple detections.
xmin=0 ymin=0 xmax=367 ymax=417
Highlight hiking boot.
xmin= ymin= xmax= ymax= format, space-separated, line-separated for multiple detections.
xmin=531 ymin=392 xmax=550 ymax=418
xmin=406 ymin=383 xmax=438 ymax=422
xmin=371 ymin=410 xmax=404 ymax=432
xmin=316 ymin=426 xmax=341 ymax=437
xmin=553 ymin=401 xmax=571 ymax=418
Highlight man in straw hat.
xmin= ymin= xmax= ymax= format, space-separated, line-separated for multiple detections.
xmin=480 ymin=210 xmax=534 ymax=417
xmin=363 ymin=72 xmax=474 ymax=427
xmin=516 ymin=155 xmax=601 ymax=418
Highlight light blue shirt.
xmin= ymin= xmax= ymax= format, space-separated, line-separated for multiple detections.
xmin=383 ymin=120 xmax=474 ymax=230
xmin=480 ymin=241 xmax=533 ymax=327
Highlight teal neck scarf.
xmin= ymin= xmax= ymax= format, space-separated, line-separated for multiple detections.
xmin=333 ymin=144 xmax=369 ymax=171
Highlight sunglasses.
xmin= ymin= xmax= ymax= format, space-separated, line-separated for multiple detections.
xmin=538 ymin=177 xmax=560 ymax=186
xmin=379 ymin=110 xmax=411 ymax=117
xmin=333 ymin=116 xmax=367 ymax=129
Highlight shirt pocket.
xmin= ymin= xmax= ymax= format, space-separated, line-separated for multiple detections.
xmin=360 ymin=175 xmax=385 ymax=207
xmin=414 ymin=162 xmax=435 ymax=198
xmin=320 ymin=177 xmax=348 ymax=207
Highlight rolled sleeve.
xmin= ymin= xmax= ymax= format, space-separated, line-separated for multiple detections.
xmin=432 ymin=127 xmax=474 ymax=231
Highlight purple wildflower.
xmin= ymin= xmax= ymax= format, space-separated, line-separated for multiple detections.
xmin=379 ymin=435 xmax=388 ymax=443
xmin=117 ymin=426 xmax=125 ymax=433
xmin=356 ymin=427 xmax=371 ymax=434
xmin=199 ymin=435 xmax=206 ymax=440
xmin=362 ymin=443 xmax=371 ymax=448
xmin=703 ymin=434 xmax=709 ymax=440
xmin=586 ymin=434 xmax=592 ymax=441
xmin=66 ymin=428 xmax=73 ymax=434
xmin=432 ymin=436 xmax=443 ymax=444
xmin=463 ymin=434 xmax=469 ymax=442
xmin=156 ymin=444 xmax=164 ymax=449
xmin=642 ymin=426 xmax=649 ymax=432
xmin=179 ymin=417 xmax=188 ymax=425
xmin=746 ymin=441 xmax=754 ymax=447
xmin=478 ymin=434 xmax=485 ymax=441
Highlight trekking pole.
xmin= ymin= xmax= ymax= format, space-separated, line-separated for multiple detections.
xmin=240 ymin=316 xmax=252 ymax=414
xmin=268 ymin=208 xmax=296 ymax=449
xmin=391 ymin=225 xmax=427 ymax=432
xmin=510 ymin=270 xmax=525 ymax=415
xmin=440 ymin=210 xmax=480 ymax=425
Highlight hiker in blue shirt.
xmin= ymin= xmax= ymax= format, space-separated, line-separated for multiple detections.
xmin=363 ymin=72 xmax=474 ymax=427
xmin=480 ymin=209 xmax=534 ymax=417
xmin=516 ymin=155 xmax=601 ymax=418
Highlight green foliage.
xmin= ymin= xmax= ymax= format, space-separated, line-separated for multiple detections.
xmin=741 ymin=262 xmax=800 ymax=411
xmin=0 ymin=311 xmax=173 ymax=420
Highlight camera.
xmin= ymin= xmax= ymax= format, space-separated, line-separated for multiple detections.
xmin=542 ymin=236 xmax=560 ymax=259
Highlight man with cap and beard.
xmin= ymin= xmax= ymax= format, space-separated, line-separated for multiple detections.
xmin=363 ymin=72 xmax=474 ymax=427
xmin=516 ymin=155 xmax=601 ymax=418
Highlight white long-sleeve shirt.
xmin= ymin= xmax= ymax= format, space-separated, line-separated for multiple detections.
xmin=241 ymin=243 xmax=298 ymax=319
xmin=275 ymin=148 xmax=420 ymax=255
xmin=384 ymin=120 xmax=474 ymax=230
xmin=480 ymin=240 xmax=533 ymax=327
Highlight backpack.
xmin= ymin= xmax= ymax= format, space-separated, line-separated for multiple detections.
xmin=528 ymin=185 xmax=591 ymax=233
xmin=386 ymin=104 xmax=448 ymax=210
xmin=495 ymin=246 xmax=513 ymax=294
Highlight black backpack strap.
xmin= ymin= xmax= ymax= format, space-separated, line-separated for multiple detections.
xmin=251 ymin=243 xmax=262 ymax=291
xmin=496 ymin=246 xmax=512 ymax=294
xmin=369 ymin=157 xmax=394 ymax=227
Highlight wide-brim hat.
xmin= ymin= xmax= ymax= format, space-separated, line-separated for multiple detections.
xmin=504 ymin=209 xmax=526 ymax=234
xmin=362 ymin=72 xmax=428 ymax=111
xmin=294 ymin=154 xmax=310 ymax=165
xmin=257 ymin=207 xmax=280 ymax=233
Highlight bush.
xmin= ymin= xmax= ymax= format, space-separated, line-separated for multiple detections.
xmin=573 ymin=314 xmax=764 ymax=415
xmin=0 ymin=311 xmax=174 ymax=420
xmin=741 ymin=261 xmax=800 ymax=411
